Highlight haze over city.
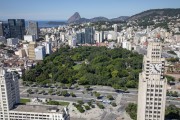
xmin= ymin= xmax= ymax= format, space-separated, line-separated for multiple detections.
xmin=0 ymin=0 xmax=180 ymax=20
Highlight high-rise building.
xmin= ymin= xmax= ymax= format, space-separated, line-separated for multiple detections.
xmin=95 ymin=31 xmax=104 ymax=43
xmin=8 ymin=19 xmax=25 ymax=39
xmin=0 ymin=67 xmax=20 ymax=119
xmin=137 ymin=41 xmax=167 ymax=120
xmin=76 ymin=32 xmax=85 ymax=44
xmin=84 ymin=28 xmax=94 ymax=44
xmin=28 ymin=42 xmax=37 ymax=60
xmin=35 ymin=46 xmax=46 ymax=60
xmin=0 ymin=22 xmax=10 ymax=38
xmin=113 ymin=24 xmax=118 ymax=32
xmin=0 ymin=67 xmax=70 ymax=120
xmin=27 ymin=21 xmax=39 ymax=39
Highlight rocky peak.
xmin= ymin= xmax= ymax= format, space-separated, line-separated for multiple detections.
xmin=67 ymin=12 xmax=81 ymax=23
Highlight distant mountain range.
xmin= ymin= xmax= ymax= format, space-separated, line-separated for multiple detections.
xmin=128 ymin=8 xmax=180 ymax=21
xmin=67 ymin=12 xmax=129 ymax=24
xmin=67 ymin=8 xmax=180 ymax=24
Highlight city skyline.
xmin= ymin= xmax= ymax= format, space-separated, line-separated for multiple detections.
xmin=0 ymin=0 xmax=180 ymax=20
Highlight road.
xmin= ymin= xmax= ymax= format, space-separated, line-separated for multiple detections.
xmin=135 ymin=47 xmax=177 ymax=58
xmin=19 ymin=85 xmax=180 ymax=107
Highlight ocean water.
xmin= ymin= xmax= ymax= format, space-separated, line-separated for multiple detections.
xmin=25 ymin=20 xmax=66 ymax=28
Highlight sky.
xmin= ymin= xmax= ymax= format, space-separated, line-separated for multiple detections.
xmin=0 ymin=0 xmax=180 ymax=21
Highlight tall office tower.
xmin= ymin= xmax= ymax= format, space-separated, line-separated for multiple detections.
xmin=76 ymin=32 xmax=85 ymax=44
xmin=0 ymin=22 xmax=10 ymax=38
xmin=27 ymin=21 xmax=39 ymax=39
xmin=137 ymin=41 xmax=167 ymax=120
xmin=0 ymin=67 xmax=20 ymax=119
xmin=85 ymin=27 xmax=94 ymax=44
xmin=8 ymin=19 xmax=25 ymax=39
xmin=28 ymin=42 xmax=37 ymax=60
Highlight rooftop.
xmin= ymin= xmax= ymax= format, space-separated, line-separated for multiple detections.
xmin=12 ymin=104 xmax=66 ymax=114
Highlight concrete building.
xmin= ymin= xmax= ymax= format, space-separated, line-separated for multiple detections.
xmin=95 ymin=31 xmax=104 ymax=43
xmin=0 ymin=36 xmax=6 ymax=44
xmin=27 ymin=21 xmax=39 ymax=39
xmin=0 ymin=67 xmax=70 ymax=120
xmin=113 ymin=24 xmax=118 ymax=32
xmin=0 ymin=68 xmax=20 ymax=119
xmin=0 ymin=22 xmax=10 ymax=38
xmin=35 ymin=46 xmax=46 ymax=60
xmin=18 ymin=49 xmax=27 ymax=58
xmin=122 ymin=41 xmax=132 ymax=51
xmin=28 ymin=42 xmax=37 ymax=60
xmin=24 ymin=35 xmax=36 ymax=42
xmin=42 ymin=42 xmax=52 ymax=55
xmin=7 ymin=38 xmax=19 ymax=46
xmin=137 ymin=41 xmax=167 ymax=120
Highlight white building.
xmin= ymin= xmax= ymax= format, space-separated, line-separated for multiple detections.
xmin=0 ymin=67 xmax=70 ymax=120
xmin=95 ymin=31 xmax=104 ymax=43
xmin=137 ymin=42 xmax=167 ymax=120
xmin=35 ymin=46 xmax=46 ymax=60
xmin=0 ymin=36 xmax=6 ymax=44
xmin=122 ymin=41 xmax=132 ymax=50
xmin=7 ymin=38 xmax=19 ymax=46
xmin=24 ymin=35 xmax=36 ymax=42
xmin=43 ymin=42 xmax=52 ymax=55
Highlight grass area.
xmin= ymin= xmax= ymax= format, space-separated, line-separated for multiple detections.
xmin=59 ymin=101 xmax=70 ymax=106
xmin=20 ymin=98 xmax=30 ymax=104
xmin=47 ymin=100 xmax=70 ymax=106
xmin=73 ymin=64 xmax=82 ymax=70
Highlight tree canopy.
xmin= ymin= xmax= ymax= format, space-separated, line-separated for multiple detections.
xmin=22 ymin=46 xmax=143 ymax=89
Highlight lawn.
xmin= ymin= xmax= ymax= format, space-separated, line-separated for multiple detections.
xmin=59 ymin=101 xmax=70 ymax=106
xmin=47 ymin=100 xmax=70 ymax=106
xmin=20 ymin=98 xmax=30 ymax=104
xmin=73 ymin=64 xmax=82 ymax=70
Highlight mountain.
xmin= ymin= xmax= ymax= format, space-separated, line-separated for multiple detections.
xmin=128 ymin=8 xmax=180 ymax=21
xmin=67 ymin=12 xmax=129 ymax=24
xmin=111 ymin=16 xmax=129 ymax=21
xmin=90 ymin=17 xmax=109 ymax=22
xmin=67 ymin=12 xmax=81 ymax=23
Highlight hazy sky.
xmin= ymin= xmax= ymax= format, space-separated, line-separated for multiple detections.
xmin=0 ymin=0 xmax=180 ymax=20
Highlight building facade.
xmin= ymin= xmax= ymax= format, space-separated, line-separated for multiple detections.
xmin=85 ymin=28 xmax=94 ymax=44
xmin=35 ymin=46 xmax=46 ymax=60
xmin=8 ymin=19 xmax=25 ymax=39
xmin=28 ymin=42 xmax=37 ymax=60
xmin=137 ymin=41 xmax=167 ymax=120
xmin=27 ymin=21 xmax=39 ymax=39
xmin=0 ymin=67 xmax=70 ymax=120
xmin=0 ymin=22 xmax=10 ymax=38
xmin=0 ymin=68 xmax=20 ymax=119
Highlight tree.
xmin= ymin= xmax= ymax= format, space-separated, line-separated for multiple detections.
xmin=111 ymin=102 xmax=117 ymax=107
xmin=61 ymin=90 xmax=69 ymax=96
xmin=48 ymin=89 xmax=53 ymax=95
xmin=70 ymin=92 xmax=76 ymax=97
xmin=85 ymin=85 xmax=91 ymax=91
xmin=94 ymin=92 xmax=101 ymax=99
xmin=27 ymin=89 xmax=32 ymax=94
xmin=165 ymin=105 xmax=180 ymax=119
xmin=125 ymin=103 xmax=137 ymax=120
xmin=35 ymin=89 xmax=39 ymax=94
xmin=77 ymin=100 xmax=84 ymax=105
xmin=107 ymin=95 xmax=114 ymax=100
